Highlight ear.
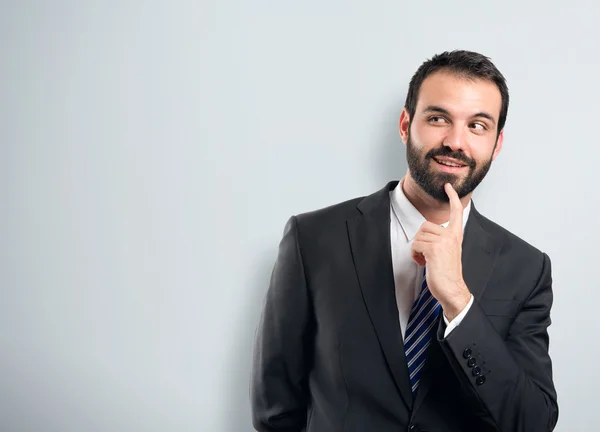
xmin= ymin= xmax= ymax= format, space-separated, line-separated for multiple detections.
xmin=492 ymin=129 xmax=504 ymax=161
xmin=399 ymin=107 xmax=410 ymax=144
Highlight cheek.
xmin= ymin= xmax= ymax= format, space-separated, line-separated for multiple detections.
xmin=411 ymin=123 xmax=444 ymax=148
xmin=471 ymin=137 xmax=497 ymax=162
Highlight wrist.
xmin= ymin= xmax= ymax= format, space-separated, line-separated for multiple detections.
xmin=441 ymin=282 xmax=471 ymax=322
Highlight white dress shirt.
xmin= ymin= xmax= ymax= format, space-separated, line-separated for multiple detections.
xmin=389 ymin=180 xmax=474 ymax=340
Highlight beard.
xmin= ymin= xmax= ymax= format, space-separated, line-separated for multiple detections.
xmin=406 ymin=132 xmax=495 ymax=202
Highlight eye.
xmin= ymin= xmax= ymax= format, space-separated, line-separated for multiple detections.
xmin=470 ymin=122 xmax=487 ymax=131
xmin=428 ymin=116 xmax=448 ymax=124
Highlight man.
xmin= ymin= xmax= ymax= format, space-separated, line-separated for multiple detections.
xmin=250 ymin=50 xmax=558 ymax=432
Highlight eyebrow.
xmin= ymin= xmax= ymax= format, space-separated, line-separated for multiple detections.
xmin=422 ymin=105 xmax=497 ymax=125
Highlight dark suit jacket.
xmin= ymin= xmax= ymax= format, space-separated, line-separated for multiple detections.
xmin=251 ymin=181 xmax=558 ymax=432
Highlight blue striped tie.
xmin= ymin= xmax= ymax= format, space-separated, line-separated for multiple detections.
xmin=404 ymin=267 xmax=441 ymax=395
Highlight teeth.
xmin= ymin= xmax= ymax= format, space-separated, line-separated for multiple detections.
xmin=437 ymin=159 xmax=463 ymax=167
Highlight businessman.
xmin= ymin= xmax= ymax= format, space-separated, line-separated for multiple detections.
xmin=250 ymin=50 xmax=558 ymax=432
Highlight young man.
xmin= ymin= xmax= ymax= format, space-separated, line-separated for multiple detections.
xmin=250 ymin=50 xmax=558 ymax=432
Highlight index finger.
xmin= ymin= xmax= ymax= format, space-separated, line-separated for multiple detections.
xmin=445 ymin=183 xmax=463 ymax=232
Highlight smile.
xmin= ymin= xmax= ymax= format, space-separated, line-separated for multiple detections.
xmin=433 ymin=157 xmax=467 ymax=167
xmin=432 ymin=157 xmax=468 ymax=171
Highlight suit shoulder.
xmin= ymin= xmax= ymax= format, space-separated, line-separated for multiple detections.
xmin=293 ymin=194 xmax=365 ymax=230
xmin=277 ymin=193 xmax=369 ymax=247
xmin=282 ymin=181 xmax=397 ymax=235
xmin=475 ymin=211 xmax=545 ymax=259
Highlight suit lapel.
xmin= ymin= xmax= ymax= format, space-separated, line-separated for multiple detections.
xmin=460 ymin=205 xmax=500 ymax=300
xmin=412 ymin=204 xmax=503 ymax=413
xmin=347 ymin=181 xmax=414 ymax=411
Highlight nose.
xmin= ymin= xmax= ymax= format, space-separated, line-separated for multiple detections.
xmin=442 ymin=125 xmax=466 ymax=152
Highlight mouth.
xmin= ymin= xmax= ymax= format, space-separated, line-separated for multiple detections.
xmin=432 ymin=156 xmax=469 ymax=173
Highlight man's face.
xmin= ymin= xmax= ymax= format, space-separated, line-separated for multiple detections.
xmin=400 ymin=71 xmax=504 ymax=202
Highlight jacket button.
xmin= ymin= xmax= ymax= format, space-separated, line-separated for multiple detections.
xmin=472 ymin=366 xmax=482 ymax=376
xmin=463 ymin=348 xmax=472 ymax=359
xmin=476 ymin=375 xmax=487 ymax=386
xmin=467 ymin=357 xmax=477 ymax=368
xmin=409 ymin=425 xmax=421 ymax=432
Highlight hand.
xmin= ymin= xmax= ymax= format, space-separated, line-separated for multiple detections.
xmin=410 ymin=183 xmax=471 ymax=321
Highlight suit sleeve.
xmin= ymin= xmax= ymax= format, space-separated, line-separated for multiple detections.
xmin=250 ymin=216 xmax=313 ymax=432
xmin=437 ymin=252 xmax=559 ymax=432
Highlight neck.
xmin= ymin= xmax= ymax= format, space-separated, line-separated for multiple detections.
xmin=401 ymin=173 xmax=471 ymax=225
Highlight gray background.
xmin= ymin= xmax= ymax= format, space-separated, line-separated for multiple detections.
xmin=1 ymin=0 xmax=597 ymax=431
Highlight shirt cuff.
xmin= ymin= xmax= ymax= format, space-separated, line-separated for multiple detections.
xmin=442 ymin=294 xmax=474 ymax=338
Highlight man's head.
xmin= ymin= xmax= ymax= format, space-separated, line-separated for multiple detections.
xmin=399 ymin=50 xmax=509 ymax=202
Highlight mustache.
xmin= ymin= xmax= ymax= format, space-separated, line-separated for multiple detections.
xmin=426 ymin=147 xmax=475 ymax=167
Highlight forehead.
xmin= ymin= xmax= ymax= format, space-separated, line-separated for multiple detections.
xmin=416 ymin=71 xmax=502 ymax=120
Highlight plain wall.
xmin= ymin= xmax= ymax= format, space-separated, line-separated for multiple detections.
xmin=1 ymin=1 xmax=598 ymax=430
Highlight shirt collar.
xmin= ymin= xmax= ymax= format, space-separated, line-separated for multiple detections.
xmin=390 ymin=179 xmax=471 ymax=241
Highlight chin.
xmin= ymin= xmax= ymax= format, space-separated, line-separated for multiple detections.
xmin=428 ymin=178 xmax=467 ymax=201
xmin=431 ymin=173 xmax=463 ymax=189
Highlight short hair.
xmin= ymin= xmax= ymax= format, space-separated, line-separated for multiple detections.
xmin=404 ymin=50 xmax=509 ymax=135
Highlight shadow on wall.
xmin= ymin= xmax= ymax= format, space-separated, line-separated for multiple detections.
xmin=223 ymin=96 xmax=408 ymax=432
xmin=375 ymin=99 xmax=409 ymax=184
xmin=223 ymin=249 xmax=276 ymax=432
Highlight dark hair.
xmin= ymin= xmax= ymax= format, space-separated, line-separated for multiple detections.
xmin=404 ymin=50 xmax=509 ymax=135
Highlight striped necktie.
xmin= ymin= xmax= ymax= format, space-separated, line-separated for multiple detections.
xmin=404 ymin=267 xmax=442 ymax=395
